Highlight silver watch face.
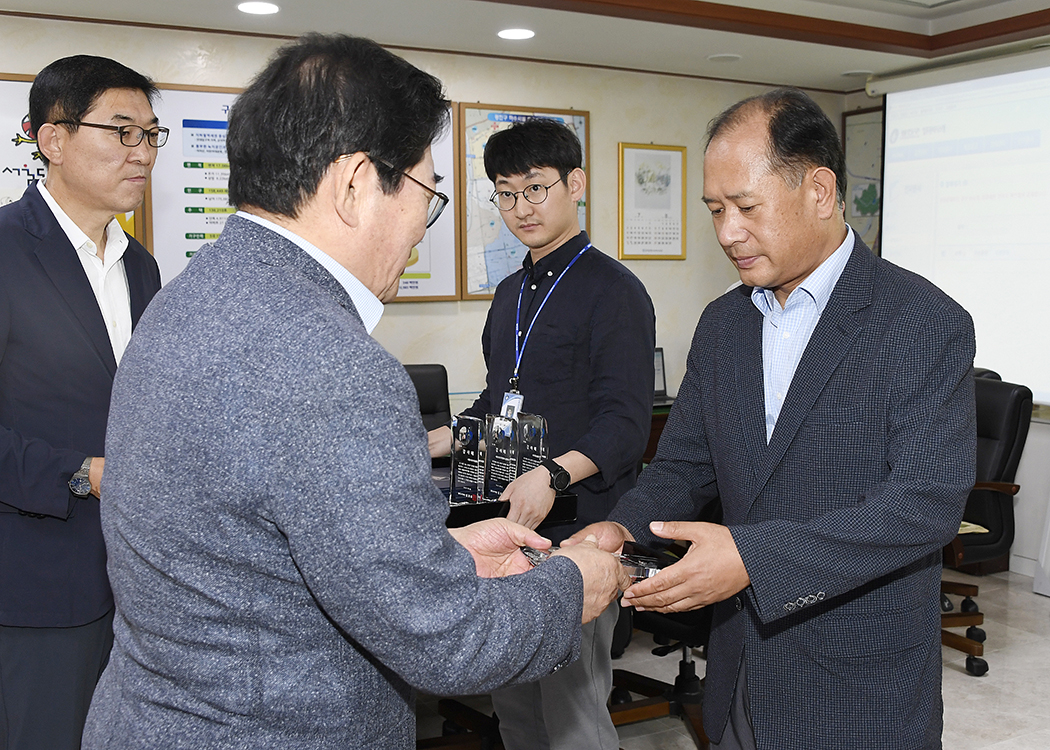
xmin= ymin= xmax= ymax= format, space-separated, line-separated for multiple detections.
xmin=69 ymin=475 xmax=92 ymax=497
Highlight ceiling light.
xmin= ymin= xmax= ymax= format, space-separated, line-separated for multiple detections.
xmin=498 ymin=28 xmax=535 ymax=41
xmin=706 ymin=54 xmax=741 ymax=63
xmin=238 ymin=2 xmax=279 ymax=14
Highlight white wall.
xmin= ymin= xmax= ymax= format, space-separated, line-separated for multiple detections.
xmin=843 ymin=89 xmax=879 ymax=113
xmin=1012 ymin=420 xmax=1050 ymax=578
xmin=0 ymin=14 xmax=837 ymax=408
xmin=8 ymin=15 xmax=1045 ymax=573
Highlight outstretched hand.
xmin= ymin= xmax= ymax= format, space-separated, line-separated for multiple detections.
xmin=499 ymin=466 xmax=556 ymax=530
xmin=552 ymin=535 xmax=632 ymax=623
xmin=562 ymin=521 xmax=633 ymax=554
xmin=88 ymin=457 xmax=104 ymax=499
xmin=449 ymin=517 xmax=551 ymax=578
xmin=621 ymin=521 xmax=750 ymax=613
xmin=427 ymin=425 xmax=452 ymax=458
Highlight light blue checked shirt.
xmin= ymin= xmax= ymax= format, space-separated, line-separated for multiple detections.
xmin=752 ymin=226 xmax=855 ymax=443
xmin=236 ymin=211 xmax=385 ymax=334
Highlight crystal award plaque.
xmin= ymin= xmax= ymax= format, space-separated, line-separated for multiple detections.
xmin=516 ymin=412 xmax=548 ymax=475
xmin=484 ymin=414 xmax=519 ymax=500
xmin=450 ymin=415 xmax=484 ymax=503
xmin=520 ymin=545 xmax=665 ymax=582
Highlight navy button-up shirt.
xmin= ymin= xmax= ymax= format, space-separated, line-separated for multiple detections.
xmin=463 ymin=231 xmax=656 ymax=541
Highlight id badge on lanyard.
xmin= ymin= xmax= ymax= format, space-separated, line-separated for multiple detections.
xmin=507 ymin=243 xmax=591 ymax=409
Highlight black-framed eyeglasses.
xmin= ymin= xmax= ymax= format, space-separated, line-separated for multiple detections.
xmin=368 ymin=155 xmax=449 ymax=229
xmin=489 ymin=173 xmax=569 ymax=211
xmin=53 ymin=120 xmax=169 ymax=148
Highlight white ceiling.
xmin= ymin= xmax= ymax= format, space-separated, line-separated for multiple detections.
xmin=5 ymin=0 xmax=1050 ymax=92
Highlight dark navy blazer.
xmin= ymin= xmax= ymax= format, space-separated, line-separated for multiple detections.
xmin=0 ymin=183 xmax=161 ymax=627
xmin=610 ymin=237 xmax=976 ymax=749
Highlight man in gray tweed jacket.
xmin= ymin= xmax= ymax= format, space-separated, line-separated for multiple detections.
xmin=82 ymin=34 xmax=627 ymax=750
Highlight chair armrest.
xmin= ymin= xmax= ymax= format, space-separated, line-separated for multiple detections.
xmin=943 ymin=536 xmax=965 ymax=567
xmin=973 ymin=481 xmax=1020 ymax=496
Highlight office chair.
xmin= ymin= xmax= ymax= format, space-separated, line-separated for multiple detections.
xmin=404 ymin=363 xmax=453 ymax=432
xmin=941 ymin=374 xmax=1033 ymax=676
xmin=972 ymin=367 xmax=1001 ymax=381
xmin=609 ymin=605 xmax=711 ymax=749
xmin=404 ymin=363 xmax=453 ymax=471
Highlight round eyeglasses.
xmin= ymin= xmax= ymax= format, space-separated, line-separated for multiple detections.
xmin=53 ymin=120 xmax=169 ymax=148
xmin=489 ymin=173 xmax=568 ymax=211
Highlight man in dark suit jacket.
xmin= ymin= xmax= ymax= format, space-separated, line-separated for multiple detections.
xmin=0 ymin=56 xmax=163 ymax=750
xmin=569 ymin=90 xmax=976 ymax=749
xmin=82 ymin=34 xmax=627 ymax=750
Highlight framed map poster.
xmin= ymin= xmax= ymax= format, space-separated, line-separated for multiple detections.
xmin=458 ymin=103 xmax=589 ymax=300
xmin=393 ymin=105 xmax=459 ymax=301
xmin=842 ymin=105 xmax=884 ymax=255
xmin=618 ymin=143 xmax=686 ymax=260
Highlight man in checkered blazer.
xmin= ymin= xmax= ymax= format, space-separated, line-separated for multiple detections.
xmin=571 ymin=89 xmax=975 ymax=750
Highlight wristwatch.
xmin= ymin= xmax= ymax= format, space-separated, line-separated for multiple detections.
xmin=68 ymin=457 xmax=93 ymax=498
xmin=542 ymin=458 xmax=571 ymax=493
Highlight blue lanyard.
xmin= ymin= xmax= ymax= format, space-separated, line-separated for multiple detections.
xmin=511 ymin=243 xmax=591 ymax=391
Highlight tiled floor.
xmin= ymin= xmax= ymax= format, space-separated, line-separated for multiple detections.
xmin=417 ymin=570 xmax=1050 ymax=749
xmin=941 ymin=570 xmax=1050 ymax=750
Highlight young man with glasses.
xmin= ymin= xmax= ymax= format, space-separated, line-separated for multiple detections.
xmin=0 ymin=55 xmax=163 ymax=750
xmin=430 ymin=118 xmax=656 ymax=750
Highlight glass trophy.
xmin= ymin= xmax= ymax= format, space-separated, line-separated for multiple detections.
xmin=521 ymin=544 xmax=665 ymax=582
xmin=516 ymin=412 xmax=548 ymax=475
xmin=448 ymin=412 xmax=552 ymax=508
xmin=450 ymin=415 xmax=484 ymax=503
xmin=484 ymin=414 xmax=519 ymax=500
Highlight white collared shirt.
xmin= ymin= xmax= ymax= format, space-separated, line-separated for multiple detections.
xmin=235 ymin=211 xmax=385 ymax=334
xmin=37 ymin=181 xmax=133 ymax=363
xmin=752 ymin=225 xmax=855 ymax=442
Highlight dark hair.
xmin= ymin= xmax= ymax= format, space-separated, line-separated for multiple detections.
xmin=705 ymin=88 xmax=846 ymax=205
xmin=483 ymin=118 xmax=582 ymax=184
xmin=226 ymin=33 xmax=450 ymax=218
xmin=29 ymin=55 xmax=158 ymax=167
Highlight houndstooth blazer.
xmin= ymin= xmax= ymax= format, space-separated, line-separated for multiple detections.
xmin=610 ymin=235 xmax=976 ymax=750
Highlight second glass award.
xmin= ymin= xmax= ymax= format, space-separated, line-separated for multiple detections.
xmin=450 ymin=415 xmax=484 ymax=503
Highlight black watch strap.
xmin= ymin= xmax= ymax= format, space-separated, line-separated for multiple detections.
xmin=542 ymin=458 xmax=571 ymax=493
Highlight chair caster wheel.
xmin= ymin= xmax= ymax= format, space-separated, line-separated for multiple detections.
xmin=610 ymin=687 xmax=633 ymax=705
xmin=961 ymin=597 xmax=979 ymax=613
xmin=966 ymin=626 xmax=986 ymax=643
xmin=940 ymin=593 xmax=954 ymax=613
xmin=966 ymin=655 xmax=989 ymax=676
